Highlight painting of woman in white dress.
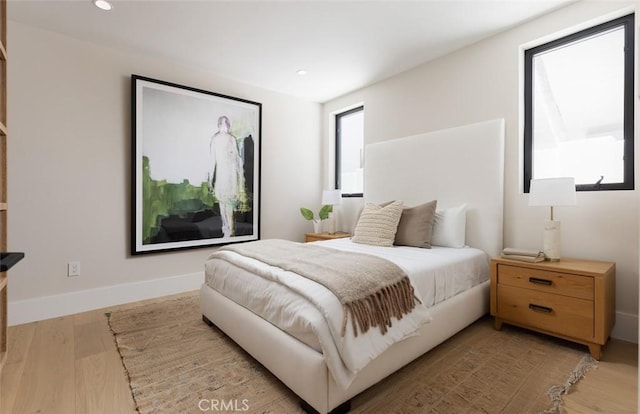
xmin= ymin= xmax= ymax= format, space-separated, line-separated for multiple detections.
xmin=209 ymin=115 xmax=245 ymax=238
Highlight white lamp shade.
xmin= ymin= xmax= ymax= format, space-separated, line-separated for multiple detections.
xmin=529 ymin=177 xmax=576 ymax=207
xmin=322 ymin=189 xmax=342 ymax=205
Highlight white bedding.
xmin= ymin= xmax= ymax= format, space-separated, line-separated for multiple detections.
xmin=204 ymin=238 xmax=489 ymax=389
xmin=317 ymin=238 xmax=490 ymax=307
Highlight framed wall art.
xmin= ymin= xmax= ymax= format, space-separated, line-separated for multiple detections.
xmin=131 ymin=75 xmax=261 ymax=254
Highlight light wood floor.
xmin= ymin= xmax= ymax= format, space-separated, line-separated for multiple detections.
xmin=1 ymin=292 xmax=637 ymax=414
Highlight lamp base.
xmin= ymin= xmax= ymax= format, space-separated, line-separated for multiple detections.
xmin=543 ymin=220 xmax=561 ymax=261
xmin=327 ymin=213 xmax=336 ymax=234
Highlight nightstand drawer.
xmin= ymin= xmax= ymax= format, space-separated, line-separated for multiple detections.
xmin=497 ymin=264 xmax=593 ymax=300
xmin=497 ymin=284 xmax=593 ymax=339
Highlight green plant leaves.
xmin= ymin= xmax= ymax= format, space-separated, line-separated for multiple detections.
xmin=300 ymin=205 xmax=333 ymax=221
xmin=319 ymin=204 xmax=333 ymax=220
xmin=300 ymin=207 xmax=315 ymax=221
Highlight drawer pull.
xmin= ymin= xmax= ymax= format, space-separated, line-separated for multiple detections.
xmin=529 ymin=303 xmax=553 ymax=314
xmin=529 ymin=277 xmax=552 ymax=286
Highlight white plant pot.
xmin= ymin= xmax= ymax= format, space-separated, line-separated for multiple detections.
xmin=313 ymin=221 xmax=322 ymax=234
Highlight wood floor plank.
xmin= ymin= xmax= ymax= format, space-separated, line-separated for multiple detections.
xmin=74 ymin=312 xmax=136 ymax=413
xmin=73 ymin=308 xmax=111 ymax=326
xmin=9 ymin=317 xmax=76 ymax=414
xmin=1 ymin=322 xmax=36 ymax=414
xmin=74 ymin=317 xmax=116 ymax=360
xmin=75 ymin=350 xmax=136 ymax=414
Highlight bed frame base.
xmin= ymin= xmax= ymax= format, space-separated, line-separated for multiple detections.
xmin=200 ymin=281 xmax=490 ymax=413
xmin=202 ymin=314 xmax=350 ymax=414
xmin=300 ymin=399 xmax=351 ymax=414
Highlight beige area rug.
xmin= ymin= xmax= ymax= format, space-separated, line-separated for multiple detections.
xmin=108 ymin=293 xmax=596 ymax=414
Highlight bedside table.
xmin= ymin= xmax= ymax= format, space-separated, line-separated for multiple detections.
xmin=490 ymin=256 xmax=615 ymax=360
xmin=304 ymin=232 xmax=351 ymax=243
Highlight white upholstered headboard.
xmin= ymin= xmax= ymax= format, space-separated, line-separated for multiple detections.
xmin=364 ymin=119 xmax=505 ymax=257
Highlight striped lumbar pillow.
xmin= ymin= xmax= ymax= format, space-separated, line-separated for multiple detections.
xmin=352 ymin=200 xmax=404 ymax=247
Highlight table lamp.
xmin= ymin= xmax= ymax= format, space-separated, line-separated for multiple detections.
xmin=528 ymin=177 xmax=576 ymax=261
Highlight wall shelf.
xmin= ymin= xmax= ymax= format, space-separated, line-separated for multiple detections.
xmin=0 ymin=252 xmax=24 ymax=272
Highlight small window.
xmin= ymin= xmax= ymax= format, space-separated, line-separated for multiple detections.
xmin=335 ymin=106 xmax=364 ymax=197
xmin=524 ymin=14 xmax=634 ymax=192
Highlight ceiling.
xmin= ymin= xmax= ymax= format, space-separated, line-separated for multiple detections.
xmin=9 ymin=0 xmax=573 ymax=103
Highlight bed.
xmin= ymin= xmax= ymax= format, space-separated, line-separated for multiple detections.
xmin=200 ymin=118 xmax=505 ymax=413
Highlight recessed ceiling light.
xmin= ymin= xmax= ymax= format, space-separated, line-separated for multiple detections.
xmin=297 ymin=69 xmax=308 ymax=76
xmin=93 ymin=0 xmax=112 ymax=11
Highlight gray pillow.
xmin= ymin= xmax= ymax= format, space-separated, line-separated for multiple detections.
xmin=394 ymin=200 xmax=438 ymax=248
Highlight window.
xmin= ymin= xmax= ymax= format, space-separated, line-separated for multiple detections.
xmin=524 ymin=13 xmax=634 ymax=192
xmin=335 ymin=106 xmax=364 ymax=196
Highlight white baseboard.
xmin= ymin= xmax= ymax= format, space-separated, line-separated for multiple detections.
xmin=611 ymin=310 xmax=638 ymax=344
xmin=8 ymin=272 xmax=204 ymax=326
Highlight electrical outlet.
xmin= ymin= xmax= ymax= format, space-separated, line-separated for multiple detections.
xmin=68 ymin=261 xmax=80 ymax=277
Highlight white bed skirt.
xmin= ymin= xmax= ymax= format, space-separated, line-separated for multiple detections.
xmin=200 ymin=280 xmax=490 ymax=414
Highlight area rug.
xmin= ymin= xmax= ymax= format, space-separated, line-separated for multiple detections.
xmin=107 ymin=293 xmax=596 ymax=414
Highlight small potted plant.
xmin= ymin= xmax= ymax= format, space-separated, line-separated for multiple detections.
xmin=300 ymin=205 xmax=333 ymax=233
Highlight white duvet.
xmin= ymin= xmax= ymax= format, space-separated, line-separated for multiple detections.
xmin=205 ymin=238 xmax=488 ymax=389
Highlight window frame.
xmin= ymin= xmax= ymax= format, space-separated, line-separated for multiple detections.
xmin=523 ymin=13 xmax=635 ymax=193
xmin=334 ymin=105 xmax=364 ymax=197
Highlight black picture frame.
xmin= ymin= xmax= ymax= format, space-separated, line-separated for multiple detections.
xmin=131 ymin=75 xmax=261 ymax=254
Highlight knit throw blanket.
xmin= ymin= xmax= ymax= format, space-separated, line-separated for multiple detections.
xmin=220 ymin=239 xmax=418 ymax=337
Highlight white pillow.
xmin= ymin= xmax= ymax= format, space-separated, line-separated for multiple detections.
xmin=431 ymin=204 xmax=467 ymax=248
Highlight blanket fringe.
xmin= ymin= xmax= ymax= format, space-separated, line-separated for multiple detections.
xmin=341 ymin=277 xmax=417 ymax=337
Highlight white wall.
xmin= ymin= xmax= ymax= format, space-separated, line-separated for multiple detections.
xmin=324 ymin=1 xmax=639 ymax=342
xmin=7 ymin=21 xmax=323 ymax=324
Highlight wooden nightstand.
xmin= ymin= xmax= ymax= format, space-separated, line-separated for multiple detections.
xmin=490 ymin=256 xmax=615 ymax=360
xmin=304 ymin=232 xmax=351 ymax=243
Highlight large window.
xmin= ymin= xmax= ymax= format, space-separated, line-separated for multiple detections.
xmin=524 ymin=13 xmax=634 ymax=192
xmin=335 ymin=106 xmax=364 ymax=196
